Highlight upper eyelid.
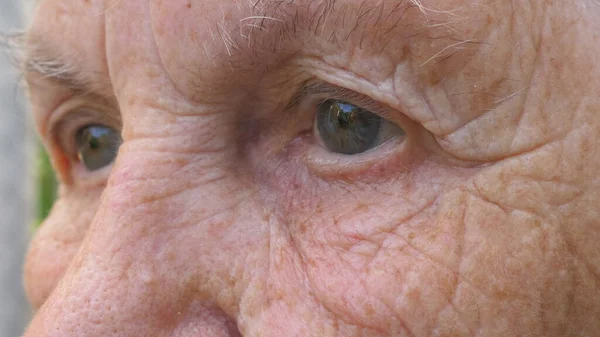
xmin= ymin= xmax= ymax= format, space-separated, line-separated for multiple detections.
xmin=50 ymin=110 xmax=109 ymax=159
xmin=287 ymin=82 xmax=358 ymax=108
xmin=48 ymin=104 xmax=121 ymax=160
xmin=290 ymin=81 xmax=397 ymax=121
xmin=46 ymin=93 xmax=121 ymax=136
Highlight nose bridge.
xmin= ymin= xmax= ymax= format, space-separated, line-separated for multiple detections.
xmin=23 ymin=147 xmax=252 ymax=336
xmin=24 ymin=0 xmax=260 ymax=334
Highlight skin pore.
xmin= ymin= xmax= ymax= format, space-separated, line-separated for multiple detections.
xmin=15 ymin=0 xmax=600 ymax=336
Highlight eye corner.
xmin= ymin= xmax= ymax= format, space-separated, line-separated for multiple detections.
xmin=42 ymin=142 xmax=74 ymax=186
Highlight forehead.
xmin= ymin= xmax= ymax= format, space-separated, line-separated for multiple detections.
xmin=28 ymin=0 xmax=340 ymax=64
xmin=26 ymin=0 xmax=425 ymax=100
xmin=27 ymin=0 xmax=294 ymax=91
xmin=25 ymin=0 xmax=477 ymax=120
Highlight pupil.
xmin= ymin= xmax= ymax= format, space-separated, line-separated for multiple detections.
xmin=75 ymin=125 xmax=122 ymax=171
xmin=88 ymin=135 xmax=100 ymax=150
xmin=335 ymin=103 xmax=355 ymax=128
xmin=316 ymin=99 xmax=404 ymax=155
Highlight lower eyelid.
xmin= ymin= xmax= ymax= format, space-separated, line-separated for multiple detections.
xmin=303 ymin=133 xmax=419 ymax=181
xmin=70 ymin=159 xmax=115 ymax=188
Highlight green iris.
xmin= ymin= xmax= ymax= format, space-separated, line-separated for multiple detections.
xmin=316 ymin=99 xmax=404 ymax=155
xmin=75 ymin=125 xmax=122 ymax=171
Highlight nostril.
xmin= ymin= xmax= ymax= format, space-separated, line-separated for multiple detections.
xmin=225 ymin=319 xmax=243 ymax=337
xmin=172 ymin=304 xmax=242 ymax=337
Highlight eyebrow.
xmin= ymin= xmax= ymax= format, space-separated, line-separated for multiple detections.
xmin=229 ymin=0 xmax=417 ymax=58
xmin=0 ymin=31 xmax=95 ymax=94
xmin=1 ymin=0 xmax=420 ymax=93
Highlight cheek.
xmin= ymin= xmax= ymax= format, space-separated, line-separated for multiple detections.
xmin=252 ymin=130 xmax=584 ymax=335
xmin=24 ymin=190 xmax=101 ymax=309
xmin=253 ymin=141 xmax=475 ymax=330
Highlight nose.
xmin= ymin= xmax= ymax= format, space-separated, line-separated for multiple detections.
xmin=22 ymin=147 xmax=252 ymax=337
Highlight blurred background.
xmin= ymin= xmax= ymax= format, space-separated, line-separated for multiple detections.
xmin=1 ymin=1 xmax=50 ymax=336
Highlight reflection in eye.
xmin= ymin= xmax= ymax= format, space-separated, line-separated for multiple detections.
xmin=315 ymin=99 xmax=405 ymax=155
xmin=75 ymin=125 xmax=122 ymax=171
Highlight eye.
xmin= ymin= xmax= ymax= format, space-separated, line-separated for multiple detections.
xmin=75 ymin=125 xmax=122 ymax=171
xmin=315 ymin=99 xmax=405 ymax=155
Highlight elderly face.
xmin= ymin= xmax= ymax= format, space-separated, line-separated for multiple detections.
xmin=20 ymin=0 xmax=600 ymax=336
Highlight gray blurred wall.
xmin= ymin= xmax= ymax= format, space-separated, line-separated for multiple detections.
xmin=0 ymin=1 xmax=33 ymax=337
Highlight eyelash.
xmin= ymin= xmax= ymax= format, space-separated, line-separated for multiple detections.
xmin=294 ymin=82 xmax=391 ymax=118
xmin=279 ymin=82 xmax=418 ymax=179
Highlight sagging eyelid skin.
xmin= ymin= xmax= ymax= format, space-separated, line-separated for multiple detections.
xmin=13 ymin=0 xmax=600 ymax=336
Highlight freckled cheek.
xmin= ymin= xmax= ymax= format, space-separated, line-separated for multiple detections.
xmin=255 ymin=139 xmax=468 ymax=261
xmin=255 ymin=136 xmax=429 ymax=216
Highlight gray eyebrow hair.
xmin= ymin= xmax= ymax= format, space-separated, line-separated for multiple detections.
xmin=0 ymin=0 xmax=426 ymax=93
xmin=208 ymin=0 xmax=420 ymax=60
xmin=0 ymin=31 xmax=94 ymax=93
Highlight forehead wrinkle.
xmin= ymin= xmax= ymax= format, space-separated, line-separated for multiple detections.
xmin=213 ymin=0 xmax=421 ymax=66
xmin=181 ymin=0 xmax=422 ymax=104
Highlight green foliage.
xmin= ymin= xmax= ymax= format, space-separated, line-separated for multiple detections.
xmin=36 ymin=146 xmax=56 ymax=227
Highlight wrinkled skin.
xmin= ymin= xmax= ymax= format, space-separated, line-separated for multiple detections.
xmin=22 ymin=0 xmax=600 ymax=336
